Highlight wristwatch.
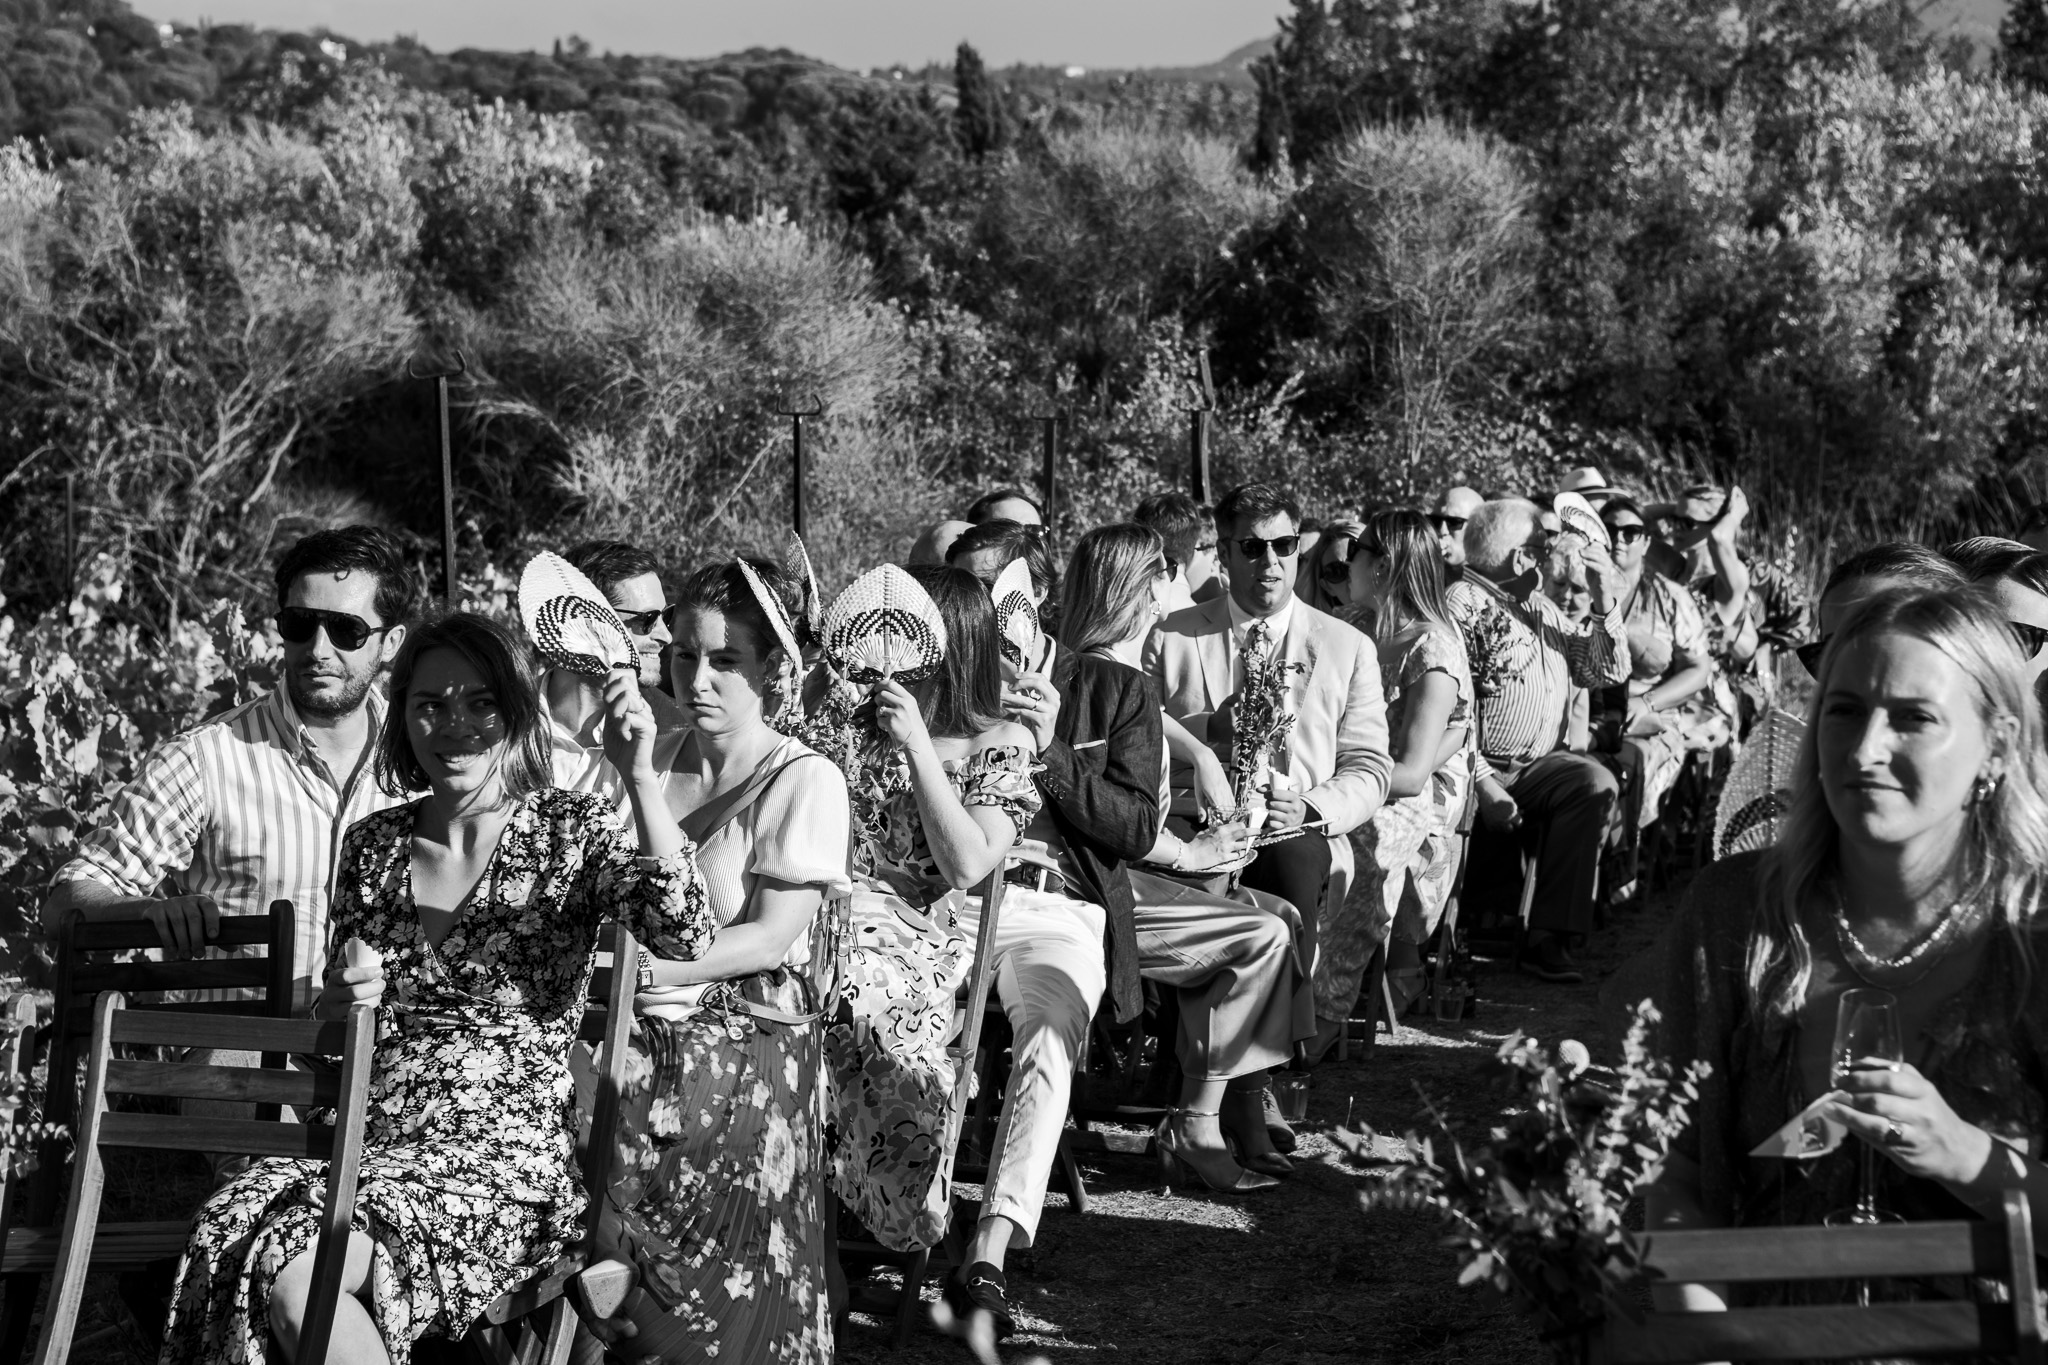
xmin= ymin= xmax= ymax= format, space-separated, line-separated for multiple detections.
xmin=636 ymin=948 xmax=654 ymax=992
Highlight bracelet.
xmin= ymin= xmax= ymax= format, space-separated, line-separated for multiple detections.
xmin=1168 ymin=837 xmax=1189 ymax=873
xmin=636 ymin=948 xmax=654 ymax=992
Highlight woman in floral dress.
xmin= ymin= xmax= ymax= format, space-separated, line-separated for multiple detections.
xmin=160 ymin=612 xmax=712 ymax=1365
xmin=1314 ymin=509 xmax=1475 ymax=1040
xmin=824 ymin=564 xmax=1038 ymax=1253
xmin=577 ymin=560 xmax=851 ymax=1364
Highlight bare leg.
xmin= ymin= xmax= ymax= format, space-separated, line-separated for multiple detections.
xmin=967 ymin=1214 xmax=1020 ymax=1273
xmin=1221 ymin=1074 xmax=1282 ymax=1163
xmin=267 ymin=1231 xmax=386 ymax=1365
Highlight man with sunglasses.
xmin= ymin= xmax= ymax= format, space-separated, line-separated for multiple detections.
xmin=1145 ymin=483 xmax=1393 ymax=1108
xmin=547 ymin=539 xmax=688 ymax=801
xmin=1431 ymin=486 xmax=1483 ymax=582
xmin=45 ymin=526 xmax=417 ymax=1008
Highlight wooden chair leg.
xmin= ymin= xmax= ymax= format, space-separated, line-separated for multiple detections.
xmin=1357 ymin=942 xmax=1388 ymax=1055
xmin=894 ymin=1247 xmax=930 ymax=1347
xmin=32 ymin=997 xmax=118 ymax=1365
xmin=1057 ymin=1132 xmax=1089 ymax=1216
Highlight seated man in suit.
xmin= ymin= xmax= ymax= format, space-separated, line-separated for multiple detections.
xmin=1143 ymin=482 xmax=1394 ymax=1089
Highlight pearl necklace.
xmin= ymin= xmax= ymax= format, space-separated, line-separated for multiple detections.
xmin=1830 ymin=887 xmax=1985 ymax=987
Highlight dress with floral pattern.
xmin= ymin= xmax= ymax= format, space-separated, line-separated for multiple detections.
xmin=158 ymin=790 xmax=712 ymax=1365
xmin=825 ymin=744 xmax=1040 ymax=1252
xmin=596 ymin=739 xmax=852 ymax=1365
xmin=1608 ymin=573 xmax=1727 ymax=830
xmin=1318 ymin=622 xmax=1474 ymax=1021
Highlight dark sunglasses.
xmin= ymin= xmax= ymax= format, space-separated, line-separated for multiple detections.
xmin=2014 ymin=621 xmax=2048 ymax=660
xmin=1430 ymin=515 xmax=1468 ymax=535
xmin=1318 ymin=560 xmax=1351 ymax=585
xmin=1795 ymin=637 xmax=1829 ymax=678
xmin=1607 ymin=523 xmax=1651 ymax=546
xmin=616 ymin=607 xmax=668 ymax=636
xmin=1666 ymin=515 xmax=1704 ymax=533
xmin=275 ymin=607 xmax=384 ymax=652
xmin=1234 ymin=534 xmax=1302 ymax=561
xmin=1161 ymin=554 xmax=1181 ymax=580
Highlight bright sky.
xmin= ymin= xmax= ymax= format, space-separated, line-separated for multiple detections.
xmin=157 ymin=0 xmax=1286 ymax=70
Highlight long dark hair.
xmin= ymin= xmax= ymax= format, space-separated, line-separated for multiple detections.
xmin=903 ymin=563 xmax=1005 ymax=739
xmin=376 ymin=612 xmax=552 ymax=799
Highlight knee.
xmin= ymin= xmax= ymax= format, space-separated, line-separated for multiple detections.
xmin=267 ymin=1254 xmax=314 ymax=1355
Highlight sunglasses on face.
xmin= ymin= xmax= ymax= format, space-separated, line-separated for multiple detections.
xmin=1607 ymin=523 xmax=1651 ymax=546
xmin=1431 ymin=515 xmax=1468 ymax=535
xmin=1795 ymin=637 xmax=1829 ymax=677
xmin=1667 ymin=515 xmax=1705 ymax=533
xmin=1234 ymin=534 xmax=1302 ymax=561
xmin=2014 ymin=621 xmax=2048 ymax=660
xmin=1318 ymin=559 xmax=1351 ymax=585
xmin=616 ymin=607 xmax=668 ymax=636
xmin=1161 ymin=554 xmax=1181 ymax=580
xmin=275 ymin=607 xmax=384 ymax=652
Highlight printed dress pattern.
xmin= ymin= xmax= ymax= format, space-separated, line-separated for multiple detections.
xmin=158 ymin=790 xmax=712 ymax=1365
xmin=1318 ymin=622 xmax=1474 ymax=1021
xmin=825 ymin=744 xmax=1040 ymax=1252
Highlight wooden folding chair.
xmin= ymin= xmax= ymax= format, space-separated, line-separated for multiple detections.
xmin=841 ymin=866 xmax=1009 ymax=1346
xmin=460 ymin=920 xmax=642 ymax=1365
xmin=33 ymin=994 xmax=376 ymax=1365
xmin=0 ymin=901 xmax=299 ymax=1362
xmin=1596 ymin=1189 xmax=2045 ymax=1363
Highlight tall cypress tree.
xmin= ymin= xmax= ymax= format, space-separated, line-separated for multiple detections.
xmin=2001 ymin=0 xmax=2048 ymax=93
xmin=953 ymin=41 xmax=1008 ymax=159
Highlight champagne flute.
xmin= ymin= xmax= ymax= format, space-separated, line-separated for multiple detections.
xmin=1824 ymin=986 xmax=1904 ymax=1233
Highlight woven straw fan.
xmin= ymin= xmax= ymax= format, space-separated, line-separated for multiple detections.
xmin=1553 ymin=491 xmax=1610 ymax=550
xmin=518 ymin=551 xmax=636 ymax=677
xmin=1713 ymin=706 xmax=1804 ymax=858
xmin=991 ymin=558 xmax=1041 ymax=669
xmin=823 ymin=564 xmax=948 ymax=684
xmin=783 ymin=530 xmax=825 ymax=636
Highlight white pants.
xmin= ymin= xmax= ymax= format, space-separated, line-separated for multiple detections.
xmin=957 ymin=886 xmax=1106 ymax=1249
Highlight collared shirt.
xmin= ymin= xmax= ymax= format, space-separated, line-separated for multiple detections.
xmin=1223 ymin=593 xmax=1298 ymax=695
xmin=55 ymin=688 xmax=402 ymax=1009
xmin=1446 ymin=573 xmax=1628 ymax=779
xmin=548 ymin=680 xmax=690 ymax=808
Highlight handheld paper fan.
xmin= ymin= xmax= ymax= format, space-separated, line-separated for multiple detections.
xmin=1553 ymin=492 xmax=1610 ymax=550
xmin=823 ymin=565 xmax=948 ymax=685
xmin=736 ymin=560 xmax=803 ymax=669
xmin=991 ymin=558 xmax=1041 ymax=669
xmin=518 ymin=551 xmax=635 ymax=678
xmin=1713 ymin=706 xmax=1805 ymax=859
xmin=783 ymin=530 xmax=824 ymax=637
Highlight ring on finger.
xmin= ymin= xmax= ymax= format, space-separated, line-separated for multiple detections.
xmin=1883 ymin=1120 xmax=1907 ymax=1148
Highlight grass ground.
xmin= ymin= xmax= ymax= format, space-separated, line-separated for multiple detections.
xmin=51 ymin=881 xmax=1682 ymax=1364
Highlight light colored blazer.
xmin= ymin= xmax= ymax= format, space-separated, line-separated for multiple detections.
xmin=1143 ymin=597 xmax=1395 ymax=924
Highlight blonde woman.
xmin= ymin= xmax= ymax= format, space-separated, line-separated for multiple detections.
xmin=1652 ymin=583 xmax=2048 ymax=1309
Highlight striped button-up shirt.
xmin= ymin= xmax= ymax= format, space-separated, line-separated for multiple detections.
xmin=54 ymin=688 xmax=403 ymax=1009
xmin=1446 ymin=573 xmax=1629 ymax=780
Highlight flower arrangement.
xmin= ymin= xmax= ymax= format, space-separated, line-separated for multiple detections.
xmin=1345 ymin=1001 xmax=1708 ymax=1362
xmin=1226 ymin=620 xmax=1303 ymax=817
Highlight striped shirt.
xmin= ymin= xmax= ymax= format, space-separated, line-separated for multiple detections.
xmin=1446 ymin=573 xmax=1629 ymax=779
xmin=54 ymin=688 xmax=402 ymax=1009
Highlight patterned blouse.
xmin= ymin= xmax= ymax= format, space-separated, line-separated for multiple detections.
xmin=1445 ymin=574 xmax=1630 ymax=779
xmin=861 ymin=744 xmax=1041 ymax=907
xmin=1379 ymin=621 xmax=1476 ymax=807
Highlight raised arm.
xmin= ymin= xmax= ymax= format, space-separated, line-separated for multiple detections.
xmin=874 ymin=678 xmax=1031 ymax=890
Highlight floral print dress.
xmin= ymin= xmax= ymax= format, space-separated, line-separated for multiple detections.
xmin=1317 ymin=621 xmax=1474 ymax=1022
xmin=825 ymin=744 xmax=1040 ymax=1252
xmin=158 ymin=789 xmax=712 ymax=1365
xmin=596 ymin=737 xmax=852 ymax=1365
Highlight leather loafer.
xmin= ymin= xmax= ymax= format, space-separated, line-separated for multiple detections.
xmin=943 ymin=1260 xmax=1016 ymax=1340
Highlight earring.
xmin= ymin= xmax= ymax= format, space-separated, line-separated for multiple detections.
xmin=1974 ymin=771 xmax=2002 ymax=805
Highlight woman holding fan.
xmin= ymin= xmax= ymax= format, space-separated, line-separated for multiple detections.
xmin=574 ymin=559 xmax=850 ymax=1364
xmin=1653 ymin=584 xmax=2048 ymax=1307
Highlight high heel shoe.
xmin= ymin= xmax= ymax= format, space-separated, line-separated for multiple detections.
xmin=1155 ymin=1111 xmax=1279 ymax=1194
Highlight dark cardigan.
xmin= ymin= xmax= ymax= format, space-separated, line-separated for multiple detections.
xmin=1035 ymin=648 xmax=1162 ymax=1024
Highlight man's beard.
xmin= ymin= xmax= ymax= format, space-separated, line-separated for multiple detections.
xmin=286 ymin=662 xmax=378 ymax=719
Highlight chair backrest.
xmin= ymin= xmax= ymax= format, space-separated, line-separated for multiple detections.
xmin=37 ymin=993 xmax=375 ymax=1365
xmin=56 ymin=900 xmax=297 ymax=1026
xmin=939 ymin=867 xmax=1007 ymax=1171
xmin=1597 ymin=1191 xmax=2046 ymax=1364
xmin=573 ymin=921 xmax=639 ymax=1232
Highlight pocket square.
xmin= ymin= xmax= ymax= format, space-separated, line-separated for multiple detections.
xmin=1072 ymin=739 xmax=1106 ymax=750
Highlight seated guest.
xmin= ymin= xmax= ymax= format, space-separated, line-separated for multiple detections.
xmin=1446 ymin=499 xmax=1628 ymax=984
xmin=1134 ymin=490 xmax=1224 ymax=607
xmin=1943 ymin=536 xmax=2048 ymax=691
xmin=1598 ymin=497 xmax=1722 ymax=835
xmin=966 ymin=487 xmax=1045 ymax=526
xmin=1145 ymin=483 xmax=1394 ymax=1140
xmin=578 ymin=560 xmax=851 ymax=1361
xmin=909 ymin=519 xmax=971 ymax=566
xmin=2017 ymin=501 xmax=2048 ymax=555
xmin=1801 ymin=542 xmax=1968 ymax=667
xmin=824 ymin=567 xmax=1039 ymax=1267
xmin=547 ymin=540 xmax=688 ymax=798
xmin=1657 ymin=485 xmax=1809 ymax=730
xmin=160 ymin=613 xmax=713 ymax=1365
xmin=949 ymin=518 xmax=1060 ymax=627
xmin=1431 ymin=486 xmax=1483 ymax=582
xmin=1556 ymin=465 xmax=1619 ymax=510
xmin=1651 ymin=585 xmax=2048 ymax=1306
xmin=1315 ymin=511 xmax=1475 ymax=1047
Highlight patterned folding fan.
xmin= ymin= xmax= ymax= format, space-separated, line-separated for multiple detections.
xmin=783 ymin=530 xmax=824 ymax=636
xmin=991 ymin=558 xmax=1041 ymax=669
xmin=1714 ymin=707 xmax=1806 ymax=858
xmin=518 ymin=551 xmax=635 ymax=677
xmin=1553 ymin=492 xmax=1610 ymax=550
xmin=737 ymin=560 xmax=803 ymax=669
xmin=823 ymin=564 xmax=948 ymax=685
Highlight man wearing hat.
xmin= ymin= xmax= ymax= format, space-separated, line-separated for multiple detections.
xmin=1556 ymin=466 xmax=1619 ymax=509
xmin=1431 ymin=486 xmax=1484 ymax=582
